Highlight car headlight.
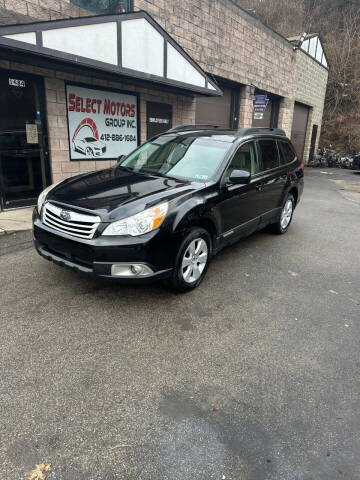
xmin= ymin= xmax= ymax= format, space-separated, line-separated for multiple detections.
xmin=37 ymin=180 xmax=63 ymax=213
xmin=102 ymin=202 xmax=168 ymax=236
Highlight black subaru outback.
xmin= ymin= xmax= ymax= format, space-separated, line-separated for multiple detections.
xmin=33 ymin=126 xmax=304 ymax=291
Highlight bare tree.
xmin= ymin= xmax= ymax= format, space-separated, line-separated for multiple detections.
xmin=236 ymin=0 xmax=304 ymax=36
xmin=236 ymin=0 xmax=360 ymax=152
xmin=321 ymin=4 xmax=360 ymax=150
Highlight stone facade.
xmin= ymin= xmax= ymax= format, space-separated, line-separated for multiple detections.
xmin=0 ymin=0 xmax=89 ymax=24
xmin=0 ymin=0 xmax=329 ymax=191
xmin=133 ymin=0 xmax=294 ymax=98
xmin=132 ymin=0 xmax=297 ymax=135
xmin=44 ymin=77 xmax=195 ymax=183
xmin=132 ymin=0 xmax=329 ymax=158
xmin=0 ymin=58 xmax=195 ymax=183
xmin=292 ymin=49 xmax=329 ymax=161
xmin=238 ymin=86 xmax=253 ymax=128
xmin=46 ymin=78 xmax=194 ymax=183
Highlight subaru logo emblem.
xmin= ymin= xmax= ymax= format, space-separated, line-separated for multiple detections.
xmin=60 ymin=210 xmax=71 ymax=222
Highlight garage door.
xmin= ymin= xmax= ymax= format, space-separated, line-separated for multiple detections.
xmin=195 ymin=86 xmax=233 ymax=127
xmin=291 ymin=102 xmax=310 ymax=160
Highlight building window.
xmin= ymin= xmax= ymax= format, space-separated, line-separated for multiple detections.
xmin=70 ymin=0 xmax=133 ymax=14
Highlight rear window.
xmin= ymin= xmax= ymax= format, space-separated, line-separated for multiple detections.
xmin=258 ymin=139 xmax=280 ymax=171
xmin=279 ymin=141 xmax=296 ymax=165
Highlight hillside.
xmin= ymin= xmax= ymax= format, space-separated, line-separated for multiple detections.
xmin=236 ymin=0 xmax=360 ymax=153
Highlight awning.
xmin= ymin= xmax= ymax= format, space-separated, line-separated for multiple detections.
xmin=0 ymin=11 xmax=222 ymax=97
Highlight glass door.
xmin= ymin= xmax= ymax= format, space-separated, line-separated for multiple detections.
xmin=0 ymin=70 xmax=50 ymax=210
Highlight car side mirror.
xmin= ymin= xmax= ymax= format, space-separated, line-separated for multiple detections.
xmin=117 ymin=154 xmax=126 ymax=165
xmin=228 ymin=169 xmax=251 ymax=185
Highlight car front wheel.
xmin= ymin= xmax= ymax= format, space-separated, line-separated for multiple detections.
xmin=166 ymin=227 xmax=211 ymax=292
xmin=85 ymin=147 xmax=93 ymax=157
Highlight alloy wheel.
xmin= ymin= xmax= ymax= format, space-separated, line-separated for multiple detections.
xmin=280 ymin=199 xmax=293 ymax=229
xmin=181 ymin=237 xmax=208 ymax=283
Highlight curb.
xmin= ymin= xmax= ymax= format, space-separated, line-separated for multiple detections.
xmin=0 ymin=228 xmax=32 ymax=236
xmin=0 ymin=230 xmax=33 ymax=256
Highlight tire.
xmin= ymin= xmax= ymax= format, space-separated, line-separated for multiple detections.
xmin=85 ymin=147 xmax=93 ymax=157
xmin=270 ymin=194 xmax=295 ymax=235
xmin=166 ymin=227 xmax=212 ymax=292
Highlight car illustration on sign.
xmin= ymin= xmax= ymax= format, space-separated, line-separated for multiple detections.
xmin=71 ymin=117 xmax=106 ymax=158
xmin=72 ymin=136 xmax=106 ymax=157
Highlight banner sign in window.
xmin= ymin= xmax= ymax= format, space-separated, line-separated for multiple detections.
xmin=66 ymin=84 xmax=138 ymax=160
xmin=146 ymin=102 xmax=172 ymax=139
xmin=252 ymin=95 xmax=269 ymax=120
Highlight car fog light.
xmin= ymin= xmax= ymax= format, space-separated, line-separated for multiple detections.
xmin=111 ymin=263 xmax=154 ymax=277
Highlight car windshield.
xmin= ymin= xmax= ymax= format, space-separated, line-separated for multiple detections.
xmin=84 ymin=137 xmax=97 ymax=142
xmin=119 ymin=134 xmax=234 ymax=181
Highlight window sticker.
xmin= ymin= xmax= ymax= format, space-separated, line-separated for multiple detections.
xmin=26 ymin=124 xmax=38 ymax=144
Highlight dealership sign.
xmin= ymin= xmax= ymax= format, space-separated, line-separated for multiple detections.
xmin=66 ymin=84 xmax=138 ymax=160
xmin=252 ymin=95 xmax=269 ymax=120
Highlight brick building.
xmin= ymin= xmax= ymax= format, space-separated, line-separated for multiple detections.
xmin=290 ymin=34 xmax=329 ymax=162
xmin=0 ymin=0 xmax=328 ymax=210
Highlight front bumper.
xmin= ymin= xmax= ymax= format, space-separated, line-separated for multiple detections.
xmin=33 ymin=210 xmax=178 ymax=282
xmin=94 ymin=149 xmax=104 ymax=156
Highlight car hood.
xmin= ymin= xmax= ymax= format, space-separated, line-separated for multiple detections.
xmin=90 ymin=140 xmax=105 ymax=148
xmin=47 ymin=166 xmax=199 ymax=220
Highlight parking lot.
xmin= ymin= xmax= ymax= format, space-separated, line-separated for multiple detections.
xmin=1 ymin=169 xmax=359 ymax=480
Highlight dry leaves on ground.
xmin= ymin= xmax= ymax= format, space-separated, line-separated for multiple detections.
xmin=28 ymin=463 xmax=51 ymax=480
xmin=210 ymin=406 xmax=220 ymax=412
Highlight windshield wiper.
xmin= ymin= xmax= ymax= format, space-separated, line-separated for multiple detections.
xmin=117 ymin=166 xmax=175 ymax=180
xmin=140 ymin=169 xmax=174 ymax=179
xmin=117 ymin=165 xmax=135 ymax=173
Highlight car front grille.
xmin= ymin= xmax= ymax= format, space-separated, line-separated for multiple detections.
xmin=42 ymin=202 xmax=101 ymax=239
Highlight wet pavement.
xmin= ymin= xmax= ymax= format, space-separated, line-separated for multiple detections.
xmin=1 ymin=169 xmax=359 ymax=479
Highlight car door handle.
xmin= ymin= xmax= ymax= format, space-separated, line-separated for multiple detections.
xmin=256 ymin=184 xmax=263 ymax=191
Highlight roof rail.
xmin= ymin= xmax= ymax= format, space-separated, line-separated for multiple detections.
xmin=166 ymin=124 xmax=230 ymax=133
xmin=236 ymin=127 xmax=286 ymax=137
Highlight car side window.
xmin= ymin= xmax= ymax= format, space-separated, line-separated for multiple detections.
xmin=279 ymin=141 xmax=296 ymax=165
xmin=225 ymin=142 xmax=259 ymax=179
xmin=258 ymin=139 xmax=280 ymax=171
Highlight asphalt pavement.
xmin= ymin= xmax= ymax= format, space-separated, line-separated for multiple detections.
xmin=1 ymin=169 xmax=359 ymax=480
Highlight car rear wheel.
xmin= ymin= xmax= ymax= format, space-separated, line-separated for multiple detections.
xmin=270 ymin=194 xmax=295 ymax=234
xmin=166 ymin=227 xmax=211 ymax=292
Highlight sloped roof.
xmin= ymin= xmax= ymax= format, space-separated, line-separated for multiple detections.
xmin=0 ymin=11 xmax=222 ymax=96
xmin=288 ymin=33 xmax=328 ymax=69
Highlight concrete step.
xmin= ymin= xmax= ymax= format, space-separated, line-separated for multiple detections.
xmin=0 ymin=207 xmax=33 ymax=236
